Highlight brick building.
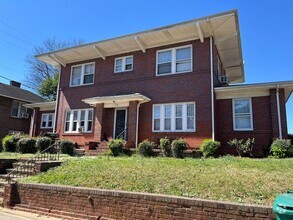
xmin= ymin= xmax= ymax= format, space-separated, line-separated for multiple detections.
xmin=32 ymin=10 xmax=292 ymax=156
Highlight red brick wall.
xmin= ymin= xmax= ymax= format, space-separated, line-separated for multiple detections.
xmin=4 ymin=183 xmax=275 ymax=220
xmin=56 ymin=39 xmax=213 ymax=147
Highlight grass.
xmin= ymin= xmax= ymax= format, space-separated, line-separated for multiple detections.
xmin=20 ymin=156 xmax=293 ymax=205
xmin=0 ymin=152 xmax=73 ymax=160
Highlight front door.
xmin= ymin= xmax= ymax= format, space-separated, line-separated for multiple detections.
xmin=114 ymin=108 xmax=127 ymax=139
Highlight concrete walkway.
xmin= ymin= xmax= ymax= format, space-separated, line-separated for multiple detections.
xmin=0 ymin=207 xmax=61 ymax=220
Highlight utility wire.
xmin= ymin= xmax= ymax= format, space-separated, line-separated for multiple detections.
xmin=0 ymin=28 xmax=35 ymax=46
xmin=0 ymin=38 xmax=32 ymax=52
xmin=0 ymin=64 xmax=24 ymax=74
xmin=0 ymin=74 xmax=34 ymax=90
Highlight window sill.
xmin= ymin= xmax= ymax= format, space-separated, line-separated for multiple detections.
xmin=152 ymin=130 xmax=196 ymax=133
xmin=114 ymin=69 xmax=133 ymax=74
xmin=156 ymin=70 xmax=193 ymax=77
xmin=233 ymin=129 xmax=254 ymax=132
xmin=69 ymin=82 xmax=94 ymax=88
xmin=63 ymin=132 xmax=93 ymax=136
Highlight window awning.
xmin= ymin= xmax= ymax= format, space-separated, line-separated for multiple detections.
xmin=82 ymin=93 xmax=151 ymax=108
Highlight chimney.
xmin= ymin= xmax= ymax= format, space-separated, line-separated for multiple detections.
xmin=10 ymin=81 xmax=21 ymax=88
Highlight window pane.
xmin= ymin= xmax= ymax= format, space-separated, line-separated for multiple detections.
xmin=42 ymin=121 xmax=47 ymax=128
xmin=116 ymin=59 xmax=122 ymax=66
xmin=11 ymin=101 xmax=19 ymax=117
xmin=176 ymin=61 xmax=191 ymax=72
xmin=73 ymin=122 xmax=77 ymax=131
xmin=235 ymin=116 xmax=251 ymax=129
xmin=126 ymin=57 xmax=132 ymax=64
xmin=115 ymin=65 xmax=122 ymax=72
xmin=154 ymin=106 xmax=160 ymax=118
xmin=125 ymin=64 xmax=132 ymax=70
xmin=158 ymin=51 xmax=171 ymax=63
xmin=88 ymin=110 xmax=93 ymax=120
xmin=187 ymin=104 xmax=195 ymax=116
xmin=48 ymin=121 xmax=53 ymax=127
xmin=80 ymin=111 xmax=85 ymax=120
xmin=87 ymin=121 xmax=92 ymax=131
xmin=66 ymin=111 xmax=71 ymax=121
xmin=73 ymin=111 xmax=78 ymax=120
xmin=235 ymin=99 xmax=250 ymax=114
xmin=83 ymin=74 xmax=93 ymax=84
xmin=176 ymin=105 xmax=182 ymax=117
xmin=176 ymin=118 xmax=183 ymax=130
xmin=48 ymin=115 xmax=53 ymax=121
xmin=65 ymin=122 xmax=70 ymax=131
xmin=158 ymin=63 xmax=171 ymax=75
xmin=187 ymin=117 xmax=194 ymax=130
xmin=85 ymin=64 xmax=94 ymax=74
xmin=72 ymin=66 xmax=82 ymax=85
xmin=154 ymin=119 xmax=160 ymax=130
xmin=42 ymin=115 xmax=48 ymax=127
xmin=176 ymin=47 xmax=191 ymax=60
xmin=164 ymin=118 xmax=171 ymax=130
xmin=164 ymin=105 xmax=171 ymax=118
xmin=19 ymin=105 xmax=26 ymax=114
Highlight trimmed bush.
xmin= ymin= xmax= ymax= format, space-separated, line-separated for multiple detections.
xmin=159 ymin=137 xmax=171 ymax=157
xmin=2 ymin=134 xmax=25 ymax=152
xmin=228 ymin=138 xmax=255 ymax=157
xmin=56 ymin=139 xmax=75 ymax=156
xmin=171 ymin=139 xmax=187 ymax=158
xmin=200 ymin=139 xmax=220 ymax=158
xmin=270 ymin=139 xmax=292 ymax=158
xmin=16 ymin=137 xmax=37 ymax=153
xmin=36 ymin=137 xmax=52 ymax=152
xmin=138 ymin=140 xmax=154 ymax=157
xmin=108 ymin=139 xmax=124 ymax=157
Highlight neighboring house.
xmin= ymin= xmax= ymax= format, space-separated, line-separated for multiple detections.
xmin=0 ymin=81 xmax=44 ymax=142
xmin=33 ymin=10 xmax=293 ymax=156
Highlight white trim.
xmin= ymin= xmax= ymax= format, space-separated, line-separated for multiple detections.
xmin=113 ymin=108 xmax=128 ymax=139
xmin=69 ymin=62 xmax=95 ymax=87
xmin=232 ymin=98 xmax=253 ymax=131
xmin=114 ymin=55 xmax=133 ymax=73
xmin=156 ymin=44 xmax=193 ymax=76
xmin=64 ymin=108 xmax=94 ymax=133
xmin=40 ymin=113 xmax=55 ymax=129
xmin=152 ymin=102 xmax=196 ymax=132
xmin=276 ymin=86 xmax=283 ymax=139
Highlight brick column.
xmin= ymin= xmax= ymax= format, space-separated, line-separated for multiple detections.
xmin=94 ymin=103 xmax=104 ymax=141
xmin=127 ymin=101 xmax=138 ymax=144
xmin=30 ymin=108 xmax=39 ymax=137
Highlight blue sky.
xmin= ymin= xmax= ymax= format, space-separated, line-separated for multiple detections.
xmin=0 ymin=0 xmax=292 ymax=133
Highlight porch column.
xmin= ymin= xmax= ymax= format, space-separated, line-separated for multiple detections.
xmin=127 ymin=101 xmax=138 ymax=144
xmin=30 ymin=108 xmax=39 ymax=137
xmin=94 ymin=103 xmax=104 ymax=141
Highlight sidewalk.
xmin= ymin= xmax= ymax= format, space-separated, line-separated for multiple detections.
xmin=0 ymin=207 xmax=61 ymax=220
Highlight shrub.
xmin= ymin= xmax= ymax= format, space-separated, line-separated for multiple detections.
xmin=108 ymin=139 xmax=124 ymax=157
xmin=270 ymin=139 xmax=292 ymax=158
xmin=228 ymin=138 xmax=255 ymax=157
xmin=200 ymin=139 xmax=220 ymax=158
xmin=171 ymin=139 xmax=187 ymax=158
xmin=56 ymin=139 xmax=75 ymax=156
xmin=159 ymin=137 xmax=171 ymax=157
xmin=2 ymin=134 xmax=25 ymax=152
xmin=16 ymin=137 xmax=37 ymax=153
xmin=138 ymin=140 xmax=154 ymax=157
xmin=36 ymin=137 xmax=52 ymax=152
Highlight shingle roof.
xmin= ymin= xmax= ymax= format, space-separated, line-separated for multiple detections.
xmin=0 ymin=83 xmax=44 ymax=103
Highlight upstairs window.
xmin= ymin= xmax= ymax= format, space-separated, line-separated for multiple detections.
xmin=115 ymin=56 xmax=133 ymax=73
xmin=70 ymin=62 xmax=95 ymax=86
xmin=11 ymin=100 xmax=27 ymax=118
xmin=157 ymin=45 xmax=192 ymax=76
xmin=64 ymin=109 xmax=93 ymax=133
xmin=233 ymin=98 xmax=253 ymax=131
xmin=41 ymin=113 xmax=54 ymax=129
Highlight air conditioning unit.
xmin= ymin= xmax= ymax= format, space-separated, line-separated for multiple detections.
xmin=78 ymin=127 xmax=84 ymax=133
xmin=21 ymin=113 xmax=29 ymax=119
xmin=218 ymin=75 xmax=229 ymax=84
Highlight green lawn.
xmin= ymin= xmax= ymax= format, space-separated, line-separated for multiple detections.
xmin=20 ymin=156 xmax=293 ymax=205
xmin=0 ymin=152 xmax=72 ymax=160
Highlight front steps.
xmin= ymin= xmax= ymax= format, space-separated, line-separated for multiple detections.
xmin=84 ymin=141 xmax=109 ymax=156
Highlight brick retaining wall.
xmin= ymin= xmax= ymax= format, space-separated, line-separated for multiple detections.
xmin=4 ymin=183 xmax=275 ymax=219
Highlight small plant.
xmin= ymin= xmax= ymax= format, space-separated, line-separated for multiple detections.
xmin=159 ymin=137 xmax=171 ymax=157
xmin=200 ymin=139 xmax=220 ymax=158
xmin=36 ymin=137 xmax=52 ymax=152
xmin=16 ymin=137 xmax=37 ymax=153
xmin=228 ymin=138 xmax=255 ymax=157
xmin=56 ymin=139 xmax=75 ymax=156
xmin=2 ymin=134 xmax=25 ymax=152
xmin=171 ymin=139 xmax=187 ymax=158
xmin=138 ymin=140 xmax=154 ymax=157
xmin=108 ymin=139 xmax=124 ymax=157
xmin=270 ymin=139 xmax=292 ymax=158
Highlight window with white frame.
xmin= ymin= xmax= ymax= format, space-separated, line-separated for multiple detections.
xmin=64 ymin=109 xmax=93 ymax=132
xmin=114 ymin=56 xmax=133 ymax=72
xmin=157 ymin=45 xmax=192 ymax=75
xmin=233 ymin=98 xmax=253 ymax=131
xmin=70 ymin=63 xmax=95 ymax=86
xmin=11 ymin=100 xmax=27 ymax=118
xmin=153 ymin=102 xmax=195 ymax=132
xmin=41 ymin=113 xmax=54 ymax=128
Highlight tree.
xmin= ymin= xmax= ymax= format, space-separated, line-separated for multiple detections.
xmin=25 ymin=38 xmax=84 ymax=97
xmin=38 ymin=72 xmax=59 ymax=101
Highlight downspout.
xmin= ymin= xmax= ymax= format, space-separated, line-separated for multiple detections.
xmin=135 ymin=102 xmax=141 ymax=148
xmin=53 ymin=66 xmax=61 ymax=133
xmin=276 ymin=84 xmax=283 ymax=139
xmin=210 ymin=37 xmax=215 ymax=141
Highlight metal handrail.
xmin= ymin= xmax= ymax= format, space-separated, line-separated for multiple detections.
xmin=6 ymin=142 xmax=61 ymax=183
xmin=116 ymin=128 xmax=127 ymax=139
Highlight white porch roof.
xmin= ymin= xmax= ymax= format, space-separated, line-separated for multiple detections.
xmin=36 ymin=10 xmax=244 ymax=84
xmin=24 ymin=101 xmax=56 ymax=111
xmin=82 ymin=93 xmax=151 ymax=108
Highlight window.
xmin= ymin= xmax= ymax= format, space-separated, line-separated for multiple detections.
xmin=11 ymin=100 xmax=27 ymax=118
xmin=233 ymin=98 xmax=253 ymax=131
xmin=64 ymin=109 xmax=93 ymax=133
xmin=157 ymin=45 xmax=192 ymax=75
xmin=70 ymin=63 xmax=95 ymax=86
xmin=217 ymin=55 xmax=222 ymax=76
xmin=41 ymin=113 xmax=54 ymax=129
xmin=152 ymin=102 xmax=195 ymax=132
xmin=114 ymin=56 xmax=133 ymax=72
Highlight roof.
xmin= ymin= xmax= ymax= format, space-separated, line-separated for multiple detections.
xmin=82 ymin=93 xmax=151 ymax=108
xmin=36 ymin=10 xmax=244 ymax=84
xmin=0 ymin=83 xmax=44 ymax=103
xmin=23 ymin=101 xmax=56 ymax=111
xmin=215 ymin=80 xmax=293 ymax=102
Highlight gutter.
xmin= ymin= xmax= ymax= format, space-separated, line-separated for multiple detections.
xmin=53 ymin=68 xmax=61 ymax=133
xmin=135 ymin=103 xmax=141 ymax=148
xmin=276 ymin=84 xmax=283 ymax=139
xmin=210 ymin=37 xmax=215 ymax=140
